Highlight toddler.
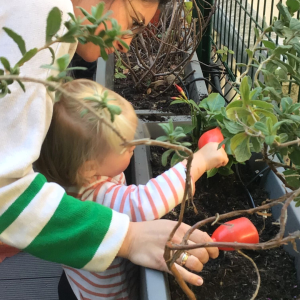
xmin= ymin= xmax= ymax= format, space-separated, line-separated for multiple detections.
xmin=36 ymin=79 xmax=228 ymax=300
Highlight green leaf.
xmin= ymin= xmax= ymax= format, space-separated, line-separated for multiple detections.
xmin=290 ymin=18 xmax=300 ymax=32
xmin=262 ymin=40 xmax=276 ymax=50
xmin=78 ymin=7 xmax=96 ymax=23
xmin=251 ymin=137 xmax=261 ymax=152
xmin=246 ymin=49 xmax=253 ymax=59
xmin=286 ymin=52 xmax=300 ymax=64
xmin=287 ymin=0 xmax=300 ymax=14
xmin=170 ymin=152 xmax=184 ymax=167
xmin=207 ymin=168 xmax=218 ymax=178
xmin=230 ymin=132 xmax=251 ymax=162
xmin=254 ymin=108 xmax=278 ymax=124
xmin=156 ymin=136 xmax=169 ymax=142
xmin=217 ymin=166 xmax=234 ymax=176
xmin=226 ymin=107 xmax=251 ymax=121
xmin=287 ymin=103 xmax=300 ymax=114
xmin=158 ymin=123 xmax=171 ymax=135
xmin=250 ymin=100 xmax=273 ymax=110
xmin=199 ymin=93 xmax=225 ymax=112
xmin=254 ymin=27 xmax=260 ymax=39
xmin=225 ymin=99 xmax=243 ymax=110
xmin=93 ymin=2 xmax=105 ymax=19
xmin=265 ymin=135 xmax=275 ymax=145
xmin=223 ymin=119 xmax=244 ymax=134
xmin=261 ymin=70 xmax=282 ymax=92
xmin=289 ymin=147 xmax=300 ymax=165
xmin=48 ymin=47 xmax=56 ymax=65
xmin=240 ymin=76 xmax=251 ymax=105
xmin=272 ymin=119 xmax=295 ymax=131
xmin=279 ymin=133 xmax=288 ymax=143
xmin=46 ymin=7 xmax=62 ymax=43
xmin=281 ymin=97 xmax=293 ymax=112
xmin=249 ymin=87 xmax=263 ymax=100
xmin=170 ymin=100 xmax=185 ymax=105
xmin=273 ymin=58 xmax=295 ymax=75
xmin=161 ymin=149 xmax=174 ymax=166
xmin=283 ymin=169 xmax=300 ymax=188
xmin=254 ymin=121 xmax=269 ymax=135
xmin=263 ymin=86 xmax=282 ymax=102
xmin=16 ymin=48 xmax=38 ymax=67
xmin=56 ymin=54 xmax=70 ymax=72
xmin=16 ymin=80 xmax=26 ymax=92
xmin=236 ymin=63 xmax=247 ymax=68
xmin=0 ymin=57 xmax=11 ymax=71
xmin=277 ymin=2 xmax=292 ymax=23
xmin=274 ymin=45 xmax=293 ymax=56
xmin=181 ymin=124 xmax=196 ymax=134
xmin=3 ymin=27 xmax=26 ymax=55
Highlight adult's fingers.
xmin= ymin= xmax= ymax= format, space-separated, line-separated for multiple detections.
xmin=174 ymin=263 xmax=204 ymax=286
xmin=176 ymin=251 xmax=203 ymax=272
xmin=172 ymin=223 xmax=219 ymax=259
xmin=188 ymin=229 xmax=219 ymax=259
xmin=181 ymin=240 xmax=209 ymax=264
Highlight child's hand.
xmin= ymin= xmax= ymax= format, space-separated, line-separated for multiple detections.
xmin=182 ymin=142 xmax=229 ymax=183
xmin=197 ymin=142 xmax=228 ymax=171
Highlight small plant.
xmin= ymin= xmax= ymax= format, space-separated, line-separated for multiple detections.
xmin=216 ymin=46 xmax=234 ymax=62
xmin=114 ymin=52 xmax=127 ymax=79
xmin=156 ymin=119 xmax=193 ymax=166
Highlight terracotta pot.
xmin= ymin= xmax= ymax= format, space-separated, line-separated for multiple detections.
xmin=211 ymin=217 xmax=259 ymax=251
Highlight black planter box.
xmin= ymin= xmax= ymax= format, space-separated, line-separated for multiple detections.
xmin=132 ymin=120 xmax=300 ymax=300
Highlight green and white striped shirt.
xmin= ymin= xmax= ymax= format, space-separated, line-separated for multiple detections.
xmin=0 ymin=0 xmax=129 ymax=272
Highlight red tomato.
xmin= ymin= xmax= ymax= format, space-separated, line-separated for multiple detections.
xmin=198 ymin=127 xmax=225 ymax=149
xmin=211 ymin=217 xmax=259 ymax=251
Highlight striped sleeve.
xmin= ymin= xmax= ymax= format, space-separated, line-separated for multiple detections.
xmin=0 ymin=172 xmax=129 ymax=272
xmin=98 ymin=163 xmax=190 ymax=222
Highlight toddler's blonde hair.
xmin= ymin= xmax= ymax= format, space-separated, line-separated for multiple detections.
xmin=36 ymin=79 xmax=137 ymax=187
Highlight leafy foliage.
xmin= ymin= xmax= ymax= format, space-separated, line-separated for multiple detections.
xmin=161 ymin=1 xmax=300 ymax=208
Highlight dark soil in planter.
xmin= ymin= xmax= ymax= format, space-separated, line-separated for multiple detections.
xmin=114 ymin=76 xmax=191 ymax=115
xmin=150 ymin=147 xmax=300 ymax=300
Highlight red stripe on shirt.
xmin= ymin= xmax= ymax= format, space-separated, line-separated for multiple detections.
xmin=119 ymin=186 xmax=133 ymax=213
xmin=68 ymin=275 xmax=127 ymax=297
xmin=90 ymin=268 xmax=126 ymax=279
xmin=144 ymin=186 xmax=159 ymax=219
xmin=137 ymin=191 xmax=146 ymax=221
xmin=171 ymin=167 xmax=185 ymax=190
xmin=92 ymin=182 xmax=107 ymax=203
xmin=65 ymin=267 xmax=126 ymax=288
xmin=162 ymin=173 xmax=178 ymax=205
xmin=110 ymin=185 xmax=122 ymax=208
xmin=150 ymin=178 xmax=169 ymax=214
xmin=129 ymin=189 xmax=137 ymax=222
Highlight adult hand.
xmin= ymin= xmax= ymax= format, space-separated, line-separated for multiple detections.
xmin=117 ymin=219 xmax=218 ymax=286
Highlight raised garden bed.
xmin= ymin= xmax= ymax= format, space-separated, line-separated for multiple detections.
xmin=96 ymin=51 xmax=207 ymax=119
xmin=132 ymin=120 xmax=300 ymax=300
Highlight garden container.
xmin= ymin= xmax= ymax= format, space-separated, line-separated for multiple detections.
xmin=96 ymin=51 xmax=208 ymax=114
xmin=132 ymin=120 xmax=300 ymax=300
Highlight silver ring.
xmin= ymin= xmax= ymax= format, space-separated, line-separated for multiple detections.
xmin=180 ymin=252 xmax=190 ymax=266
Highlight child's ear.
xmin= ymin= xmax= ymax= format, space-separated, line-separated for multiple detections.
xmin=78 ymin=160 xmax=98 ymax=178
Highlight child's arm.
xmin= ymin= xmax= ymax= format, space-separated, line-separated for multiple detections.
xmin=98 ymin=142 xmax=228 ymax=221
xmin=182 ymin=142 xmax=229 ymax=182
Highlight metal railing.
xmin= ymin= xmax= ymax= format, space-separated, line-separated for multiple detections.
xmin=208 ymin=0 xmax=300 ymax=102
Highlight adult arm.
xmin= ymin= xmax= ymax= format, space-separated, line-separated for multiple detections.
xmin=0 ymin=0 xmax=128 ymax=272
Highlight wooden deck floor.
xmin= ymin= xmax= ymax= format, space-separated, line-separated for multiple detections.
xmin=0 ymin=252 xmax=62 ymax=300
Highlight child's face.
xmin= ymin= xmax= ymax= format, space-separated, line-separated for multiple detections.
xmin=95 ymin=108 xmax=137 ymax=178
